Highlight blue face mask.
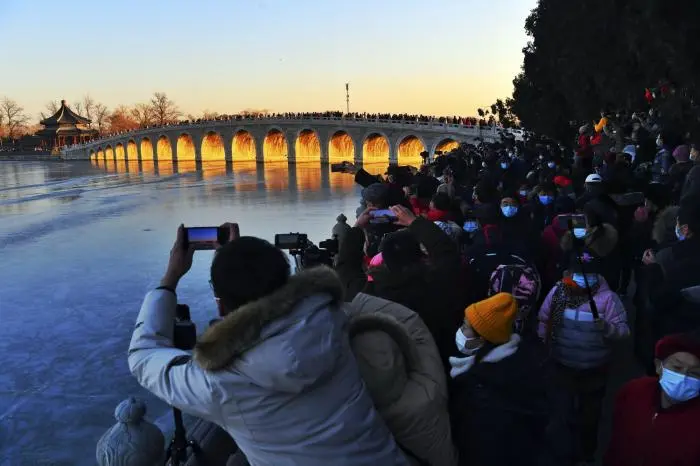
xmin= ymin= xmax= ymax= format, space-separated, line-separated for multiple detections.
xmin=539 ymin=195 xmax=554 ymax=205
xmin=500 ymin=162 xmax=509 ymax=170
xmin=676 ymin=224 xmax=687 ymax=241
xmin=660 ymin=366 xmax=700 ymax=402
xmin=547 ymin=162 xmax=556 ymax=169
xmin=573 ymin=228 xmax=587 ymax=239
xmin=463 ymin=221 xmax=479 ymax=233
xmin=501 ymin=206 xmax=518 ymax=218
xmin=572 ymin=273 xmax=598 ymax=288
xmin=519 ymin=189 xmax=528 ymax=197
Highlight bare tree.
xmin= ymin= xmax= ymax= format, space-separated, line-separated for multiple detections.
xmin=131 ymin=103 xmax=153 ymax=128
xmin=149 ymin=92 xmax=181 ymax=126
xmin=1 ymin=97 xmax=30 ymax=139
xmin=73 ymin=101 xmax=83 ymax=115
xmin=93 ymin=103 xmax=109 ymax=134
xmin=39 ymin=100 xmax=60 ymax=120
xmin=82 ymin=94 xmax=95 ymax=126
xmin=202 ymin=110 xmax=220 ymax=120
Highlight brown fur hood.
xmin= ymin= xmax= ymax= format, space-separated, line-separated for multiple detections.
xmin=653 ymin=206 xmax=680 ymax=246
xmin=194 ymin=266 xmax=344 ymax=371
xmin=561 ymin=223 xmax=619 ymax=257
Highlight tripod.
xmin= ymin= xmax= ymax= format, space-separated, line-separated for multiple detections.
xmin=164 ymin=406 xmax=201 ymax=465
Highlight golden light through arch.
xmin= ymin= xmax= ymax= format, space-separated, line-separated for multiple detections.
xmin=140 ymin=138 xmax=154 ymax=160
xmin=201 ymin=132 xmax=225 ymax=161
xmin=436 ymin=139 xmax=459 ymax=154
xmin=97 ymin=150 xmax=104 ymax=160
xmin=157 ymin=136 xmax=172 ymax=162
xmin=363 ymin=133 xmax=389 ymax=164
xmin=397 ymin=135 xmax=425 ymax=166
xmin=105 ymin=146 xmax=114 ymax=160
xmin=127 ymin=140 xmax=138 ymax=160
xmin=232 ymin=130 xmax=256 ymax=161
xmin=115 ymin=143 xmax=125 ymax=160
xmin=329 ymin=131 xmax=354 ymax=163
xmin=264 ymin=129 xmax=288 ymax=163
xmin=177 ymin=134 xmax=195 ymax=160
xmin=295 ymin=129 xmax=321 ymax=163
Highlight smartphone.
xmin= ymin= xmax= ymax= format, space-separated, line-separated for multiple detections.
xmin=185 ymin=227 xmax=226 ymax=251
xmin=369 ymin=209 xmax=398 ymax=223
xmin=463 ymin=219 xmax=479 ymax=233
xmin=275 ymin=233 xmax=308 ymax=250
xmin=557 ymin=214 xmax=586 ymax=230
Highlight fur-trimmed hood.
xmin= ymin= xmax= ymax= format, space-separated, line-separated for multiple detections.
xmin=194 ymin=266 xmax=344 ymax=371
xmin=653 ymin=206 xmax=680 ymax=246
xmin=561 ymin=223 xmax=619 ymax=257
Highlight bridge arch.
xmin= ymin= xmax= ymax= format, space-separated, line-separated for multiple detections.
xmin=97 ymin=148 xmax=104 ymax=160
xmin=89 ymin=150 xmax=96 ymax=161
xmin=105 ymin=145 xmax=114 ymax=160
xmin=176 ymin=133 xmax=195 ymax=161
xmin=295 ymin=129 xmax=321 ymax=163
xmin=156 ymin=135 xmax=173 ymax=162
xmin=201 ymin=131 xmax=225 ymax=161
xmin=127 ymin=140 xmax=138 ymax=161
xmin=329 ymin=130 xmax=355 ymax=164
xmin=140 ymin=137 xmax=154 ymax=161
xmin=232 ymin=130 xmax=256 ymax=162
xmin=396 ymin=135 xmax=426 ymax=166
xmin=115 ymin=143 xmax=126 ymax=161
xmin=264 ymin=128 xmax=288 ymax=163
xmin=362 ymin=132 xmax=390 ymax=165
xmin=433 ymin=138 xmax=460 ymax=156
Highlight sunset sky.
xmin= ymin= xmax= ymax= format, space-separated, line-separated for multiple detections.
xmin=1 ymin=0 xmax=536 ymax=120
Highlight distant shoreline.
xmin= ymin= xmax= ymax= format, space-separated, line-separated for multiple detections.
xmin=0 ymin=154 xmax=65 ymax=162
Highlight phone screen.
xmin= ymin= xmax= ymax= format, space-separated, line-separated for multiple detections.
xmin=463 ymin=220 xmax=479 ymax=232
xmin=369 ymin=209 xmax=397 ymax=223
xmin=275 ymin=233 xmax=306 ymax=250
xmin=186 ymin=227 xmax=219 ymax=250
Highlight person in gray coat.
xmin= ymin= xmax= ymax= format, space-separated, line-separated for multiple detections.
xmin=128 ymin=224 xmax=408 ymax=466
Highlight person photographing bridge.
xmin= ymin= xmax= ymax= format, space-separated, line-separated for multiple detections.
xmin=128 ymin=224 xmax=409 ymax=466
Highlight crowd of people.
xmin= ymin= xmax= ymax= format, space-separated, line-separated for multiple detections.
xmin=127 ymin=107 xmax=700 ymax=466
xmin=67 ymin=112 xmax=489 ymax=149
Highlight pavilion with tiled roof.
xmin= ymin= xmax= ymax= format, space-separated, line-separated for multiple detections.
xmin=36 ymin=99 xmax=99 ymax=148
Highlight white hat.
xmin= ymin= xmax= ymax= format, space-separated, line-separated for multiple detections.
xmin=585 ymin=174 xmax=603 ymax=183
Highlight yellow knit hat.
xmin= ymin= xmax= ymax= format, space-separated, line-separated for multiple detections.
xmin=465 ymin=293 xmax=518 ymax=344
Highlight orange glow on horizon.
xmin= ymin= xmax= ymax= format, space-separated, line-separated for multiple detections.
xmin=141 ymin=139 xmax=154 ymax=160
xmin=201 ymin=132 xmax=225 ymax=161
xmin=436 ymin=139 xmax=459 ymax=154
xmin=157 ymin=137 xmax=172 ymax=162
xmin=295 ymin=130 xmax=320 ymax=163
xmin=264 ymin=130 xmax=288 ymax=163
xmin=329 ymin=132 xmax=354 ymax=163
xmin=127 ymin=141 xmax=138 ymax=160
xmin=177 ymin=134 xmax=195 ymax=160
xmin=232 ymin=131 xmax=256 ymax=161
xmin=363 ymin=134 xmax=389 ymax=164
xmin=397 ymin=136 xmax=425 ymax=166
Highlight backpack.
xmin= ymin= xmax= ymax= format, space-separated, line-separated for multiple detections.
xmin=487 ymin=255 xmax=542 ymax=334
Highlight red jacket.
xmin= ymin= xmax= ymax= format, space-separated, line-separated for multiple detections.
xmin=426 ymin=208 xmax=451 ymax=222
xmin=576 ymin=134 xmax=593 ymax=159
xmin=604 ymin=377 xmax=700 ymax=466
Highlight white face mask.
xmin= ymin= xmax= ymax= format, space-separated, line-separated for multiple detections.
xmin=573 ymin=228 xmax=587 ymax=239
xmin=660 ymin=366 xmax=700 ymax=402
xmin=455 ymin=328 xmax=483 ymax=355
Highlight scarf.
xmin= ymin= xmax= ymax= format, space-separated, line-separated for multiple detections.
xmin=546 ymin=278 xmax=600 ymax=345
xmin=449 ymin=334 xmax=521 ymax=378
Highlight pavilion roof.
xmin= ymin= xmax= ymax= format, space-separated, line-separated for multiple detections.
xmin=40 ymin=100 xmax=92 ymax=126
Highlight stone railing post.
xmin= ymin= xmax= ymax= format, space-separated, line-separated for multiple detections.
xmin=96 ymin=397 xmax=164 ymax=466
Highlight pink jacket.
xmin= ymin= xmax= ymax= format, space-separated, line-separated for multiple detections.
xmin=537 ymin=276 xmax=630 ymax=340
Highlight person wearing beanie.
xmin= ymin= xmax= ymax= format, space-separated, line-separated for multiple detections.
xmin=537 ymin=251 xmax=630 ymax=464
xmin=449 ymin=293 xmax=551 ymax=466
xmin=669 ymin=145 xmax=694 ymax=202
xmin=604 ymin=334 xmax=700 ymax=466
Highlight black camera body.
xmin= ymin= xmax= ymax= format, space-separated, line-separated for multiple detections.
xmin=275 ymin=232 xmax=338 ymax=270
xmin=173 ymin=304 xmax=197 ymax=351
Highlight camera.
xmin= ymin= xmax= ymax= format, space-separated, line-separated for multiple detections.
xmin=275 ymin=232 xmax=338 ymax=270
xmin=173 ymin=304 xmax=197 ymax=351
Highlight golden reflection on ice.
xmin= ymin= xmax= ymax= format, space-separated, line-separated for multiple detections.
xmin=201 ymin=132 xmax=225 ymax=161
xmin=329 ymin=132 xmax=354 ymax=163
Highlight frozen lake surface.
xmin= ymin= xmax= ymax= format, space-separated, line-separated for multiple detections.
xmin=0 ymin=159 xmax=365 ymax=465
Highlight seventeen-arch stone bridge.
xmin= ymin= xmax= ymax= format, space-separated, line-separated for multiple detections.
xmin=61 ymin=116 xmax=499 ymax=165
